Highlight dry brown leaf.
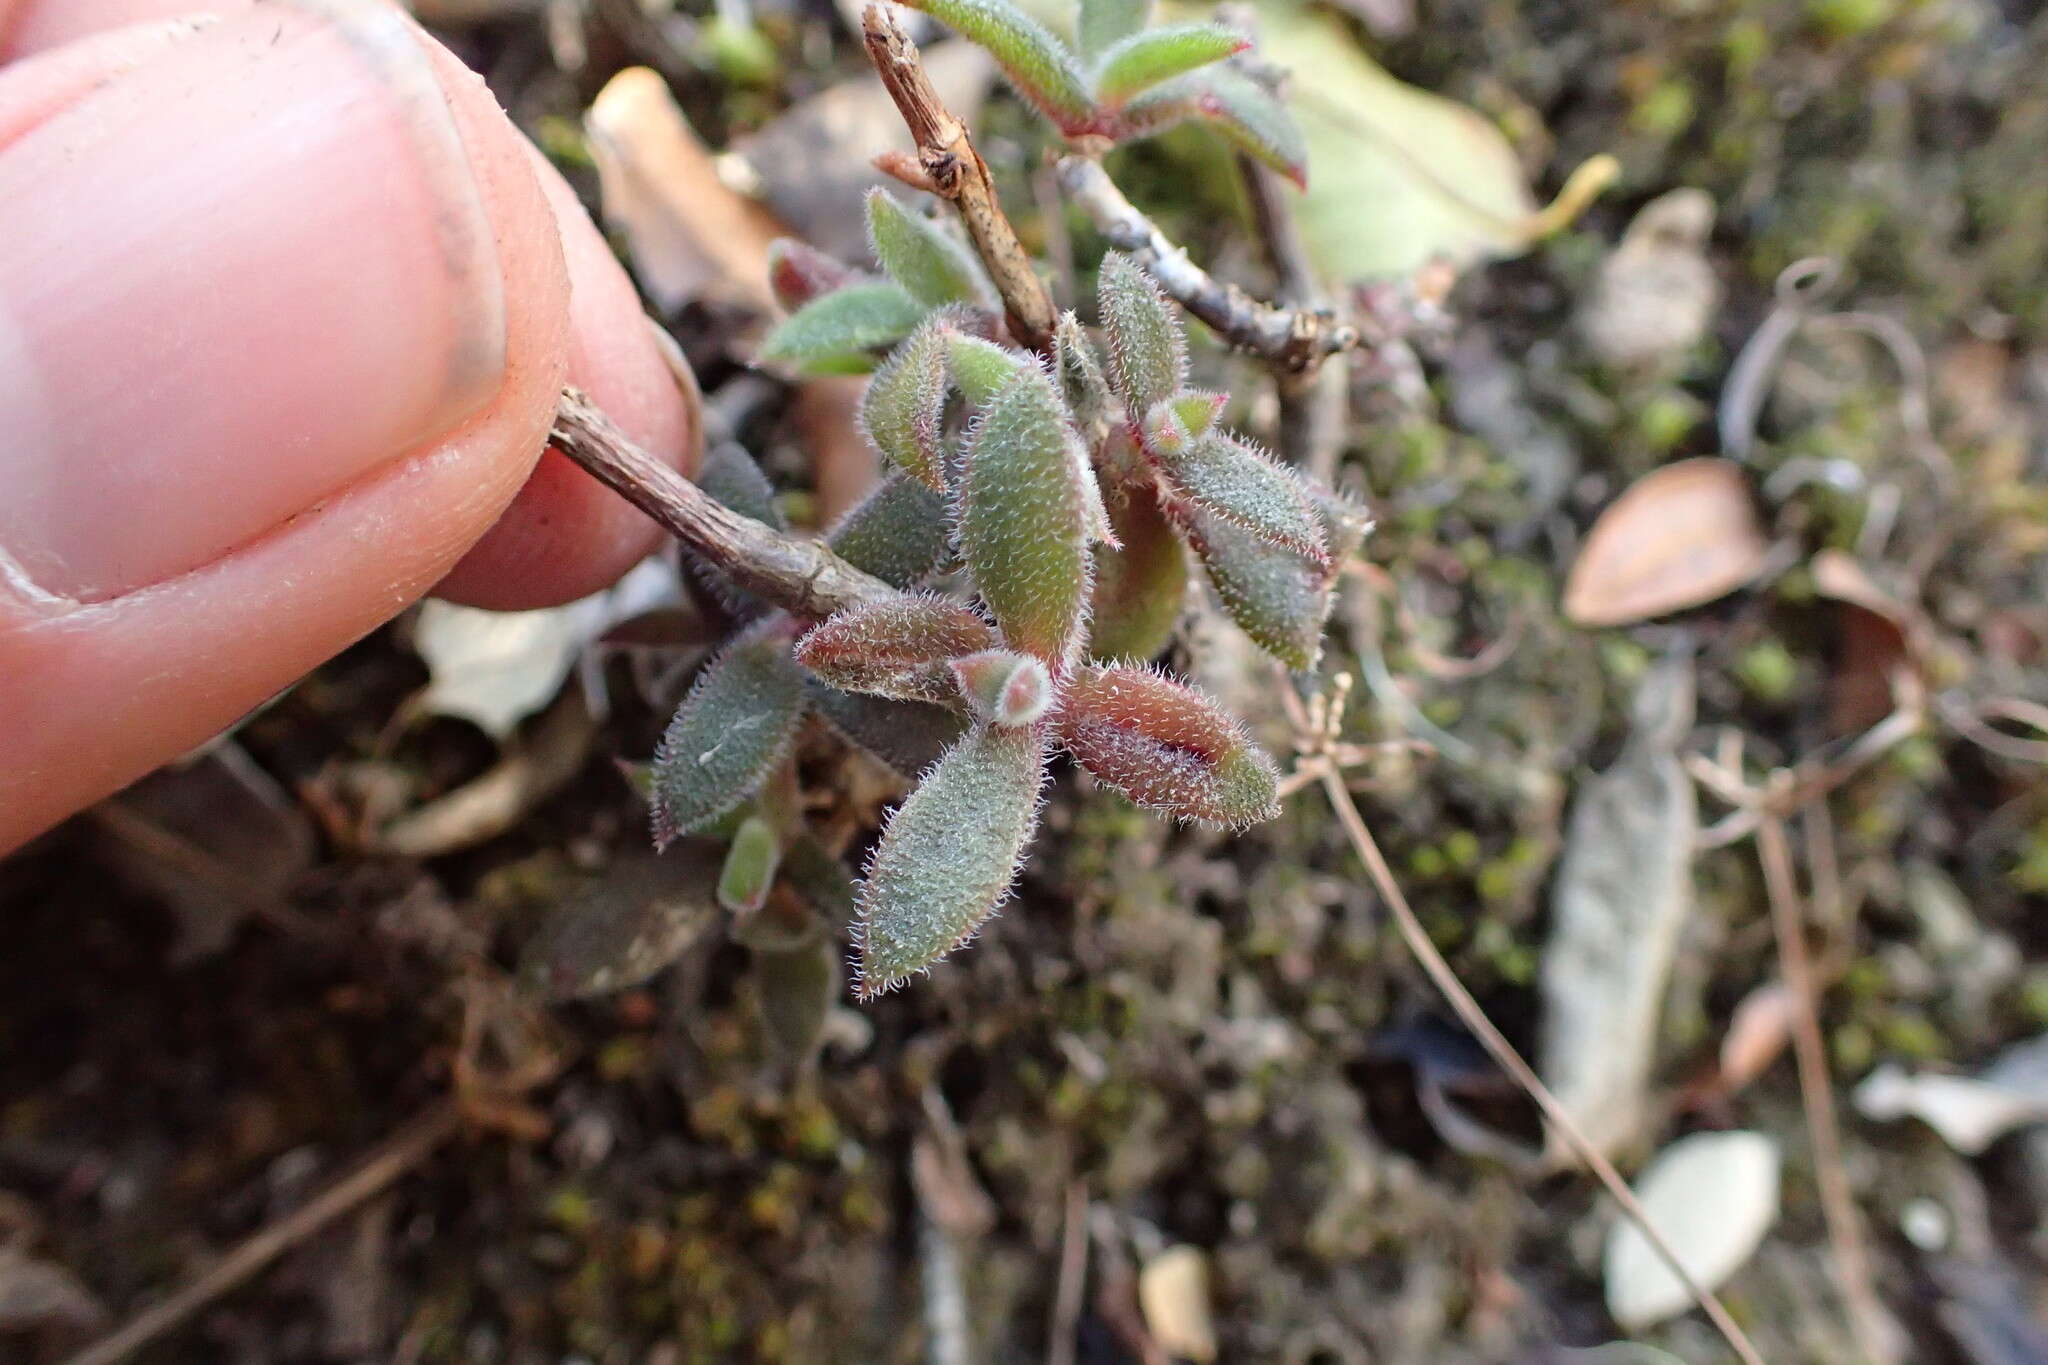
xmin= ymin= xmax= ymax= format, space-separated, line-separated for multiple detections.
xmin=585 ymin=67 xmax=786 ymax=315
xmin=1810 ymin=549 xmax=1933 ymax=732
xmin=1538 ymin=655 xmax=1697 ymax=1164
xmin=1717 ymin=981 xmax=1796 ymax=1097
xmin=1563 ymin=458 xmax=1768 ymax=627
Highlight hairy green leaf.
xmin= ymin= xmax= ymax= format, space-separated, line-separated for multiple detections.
xmin=717 ymin=814 xmax=782 ymax=914
xmin=1184 ymin=484 xmax=1367 ymax=669
xmin=898 ymin=0 xmax=1093 ymax=130
xmin=1077 ymin=0 xmax=1148 ymax=58
xmin=729 ymin=891 xmax=823 ymax=953
xmin=1171 ymin=390 xmax=1226 ymax=439
xmin=1159 ymin=433 xmax=1325 ymax=561
xmin=1184 ymin=506 xmax=1325 ymax=669
xmin=651 ymin=620 xmax=809 ymax=844
xmin=946 ymin=332 xmax=1030 ymax=408
xmin=796 ymin=596 xmax=998 ymax=702
xmin=807 ymin=684 xmax=967 ymax=779
xmin=1097 ymin=252 xmax=1185 ymax=414
xmin=825 ymin=472 xmax=953 ymax=587
xmin=780 ymin=835 xmax=858 ymax=921
xmin=1140 ymin=399 xmax=1189 ymax=457
xmin=960 ymin=368 xmax=1094 ymax=663
xmin=861 ymin=321 xmax=950 ymax=491
xmin=1125 ymin=67 xmax=1307 ymax=188
xmin=1054 ymin=311 xmax=1115 ymax=430
xmin=754 ymin=934 xmax=839 ymax=1061
xmin=866 ymin=189 xmax=993 ymax=307
xmin=950 ymin=649 xmax=1054 ymax=728
xmin=1056 ymin=665 xmax=1278 ymax=825
xmin=697 ymin=440 xmax=785 ymax=528
xmin=520 ymin=847 xmax=719 ymax=1000
xmin=1087 ymin=482 xmax=1187 ymax=662
xmin=1091 ymin=24 xmax=1245 ymax=108
xmin=854 ymin=726 xmax=1046 ymax=997
xmin=767 ymin=238 xmax=860 ymax=312
xmin=759 ymin=281 xmax=926 ymax=372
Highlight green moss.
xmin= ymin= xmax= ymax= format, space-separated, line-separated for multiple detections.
xmin=1735 ymin=640 xmax=1799 ymax=704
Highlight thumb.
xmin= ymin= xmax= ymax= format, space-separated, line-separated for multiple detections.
xmin=0 ymin=1 xmax=574 ymax=851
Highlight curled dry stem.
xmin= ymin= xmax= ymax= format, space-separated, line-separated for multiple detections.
xmin=863 ymin=3 xmax=1059 ymax=353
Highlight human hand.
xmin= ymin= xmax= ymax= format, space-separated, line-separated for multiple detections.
xmin=0 ymin=0 xmax=698 ymax=851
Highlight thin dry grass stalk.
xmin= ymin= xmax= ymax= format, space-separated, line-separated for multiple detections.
xmin=1283 ymin=671 xmax=1768 ymax=1365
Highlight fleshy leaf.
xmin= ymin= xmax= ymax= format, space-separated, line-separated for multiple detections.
xmin=866 ymin=189 xmax=993 ymax=307
xmin=1087 ymin=482 xmax=1187 ymax=662
xmin=950 ymin=649 xmax=1054 ymax=728
xmin=520 ymin=847 xmax=720 ymax=1000
xmin=780 ymin=836 xmax=858 ymax=921
xmin=1077 ymin=0 xmax=1147 ymax=57
xmin=767 ymin=238 xmax=860 ymax=312
xmin=1140 ymin=399 xmax=1189 ymax=457
xmin=1056 ymin=665 xmax=1278 ymax=825
xmin=825 ymin=472 xmax=953 ymax=587
xmin=717 ymin=814 xmax=782 ymax=914
xmin=959 ymin=367 xmax=1094 ymax=663
xmin=697 ymin=440 xmax=785 ymax=528
xmin=651 ymin=620 xmax=808 ymax=844
xmin=1054 ymin=311 xmax=1115 ymax=430
xmin=1097 ymin=253 xmax=1185 ymax=414
xmin=1090 ymin=25 xmax=1246 ymax=109
xmin=795 ymin=596 xmax=999 ymax=702
xmin=946 ymin=332 xmax=1031 ymax=408
xmin=1124 ymin=67 xmax=1307 ymax=189
xmin=1158 ymin=433 xmax=1325 ymax=561
xmin=729 ymin=887 xmax=823 ymax=953
xmin=854 ymin=725 xmax=1047 ymax=997
xmin=754 ymin=933 xmax=840 ymax=1062
xmin=759 ymin=280 xmax=926 ymax=372
xmin=861 ymin=320 xmax=949 ymax=491
xmin=896 ymin=0 xmax=1093 ymax=130
xmin=1184 ymin=485 xmax=1368 ymax=669
xmin=1170 ymin=390 xmax=1226 ymax=439
xmin=1184 ymin=507 xmax=1325 ymax=669
xmin=807 ymin=684 xmax=968 ymax=779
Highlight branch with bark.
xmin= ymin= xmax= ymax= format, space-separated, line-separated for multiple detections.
xmin=1057 ymin=155 xmax=1359 ymax=372
xmin=862 ymin=3 xmax=1058 ymax=354
xmin=550 ymin=388 xmax=897 ymax=620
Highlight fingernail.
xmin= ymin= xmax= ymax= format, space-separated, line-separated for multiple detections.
xmin=0 ymin=0 xmax=506 ymax=602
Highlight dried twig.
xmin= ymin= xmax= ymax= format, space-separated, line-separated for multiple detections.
xmin=551 ymin=387 xmax=897 ymax=620
xmin=60 ymin=1103 xmax=463 ymax=1365
xmin=863 ymin=3 xmax=1058 ymax=353
xmin=1286 ymin=669 xmax=1767 ymax=1365
xmin=1046 ymin=1180 xmax=1090 ymax=1365
xmin=1058 ymin=156 xmax=1359 ymax=370
xmin=1758 ymin=808 xmax=1901 ymax=1365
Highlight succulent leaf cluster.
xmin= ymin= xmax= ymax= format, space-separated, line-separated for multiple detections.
xmin=897 ymin=0 xmax=1305 ymax=185
xmin=643 ymin=6 xmax=1360 ymax=996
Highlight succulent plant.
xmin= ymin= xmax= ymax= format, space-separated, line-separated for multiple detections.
xmin=638 ymin=0 xmax=1362 ymax=999
xmin=895 ymin=0 xmax=1305 ymax=185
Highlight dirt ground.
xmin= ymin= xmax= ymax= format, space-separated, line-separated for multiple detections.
xmin=4 ymin=1 xmax=2048 ymax=1362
